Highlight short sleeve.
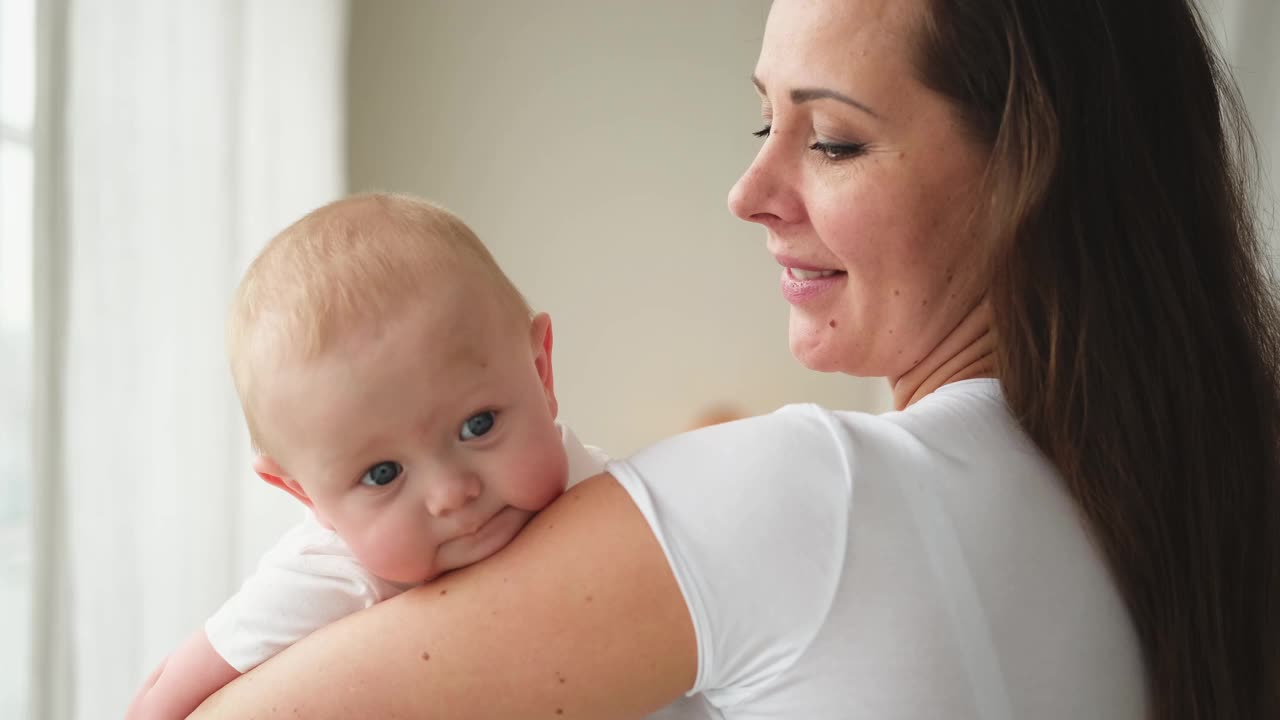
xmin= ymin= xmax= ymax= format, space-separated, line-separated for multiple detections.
xmin=205 ymin=520 xmax=405 ymax=672
xmin=607 ymin=404 xmax=853 ymax=707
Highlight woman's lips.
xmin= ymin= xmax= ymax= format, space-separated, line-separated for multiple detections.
xmin=779 ymin=266 xmax=846 ymax=304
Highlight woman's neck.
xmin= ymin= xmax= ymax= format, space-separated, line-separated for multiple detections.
xmin=888 ymin=299 xmax=996 ymax=410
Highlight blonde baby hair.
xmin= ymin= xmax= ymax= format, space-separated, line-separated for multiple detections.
xmin=227 ymin=192 xmax=532 ymax=451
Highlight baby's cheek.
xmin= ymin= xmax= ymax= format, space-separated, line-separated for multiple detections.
xmin=506 ymin=443 xmax=570 ymax=511
xmin=349 ymin=518 xmax=435 ymax=584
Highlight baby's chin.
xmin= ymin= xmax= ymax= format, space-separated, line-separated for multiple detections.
xmin=431 ymin=506 xmax=536 ymax=575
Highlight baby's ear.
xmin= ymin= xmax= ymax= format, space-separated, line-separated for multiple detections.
xmin=530 ymin=312 xmax=557 ymax=418
xmin=253 ymin=455 xmax=314 ymax=510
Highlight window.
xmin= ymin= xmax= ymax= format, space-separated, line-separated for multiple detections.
xmin=0 ymin=0 xmax=35 ymax=715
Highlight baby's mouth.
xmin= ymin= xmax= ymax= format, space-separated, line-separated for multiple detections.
xmin=457 ymin=507 xmax=507 ymax=538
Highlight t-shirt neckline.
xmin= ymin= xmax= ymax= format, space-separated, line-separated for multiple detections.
xmin=931 ymin=377 xmax=1002 ymax=397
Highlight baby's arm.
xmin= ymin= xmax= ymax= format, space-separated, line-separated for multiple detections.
xmin=125 ymin=630 xmax=240 ymax=720
xmin=127 ymin=515 xmax=390 ymax=719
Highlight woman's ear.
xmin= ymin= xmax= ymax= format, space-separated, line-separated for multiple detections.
xmin=530 ymin=312 xmax=558 ymax=419
xmin=253 ymin=455 xmax=314 ymax=510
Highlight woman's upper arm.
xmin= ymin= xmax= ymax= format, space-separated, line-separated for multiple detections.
xmin=189 ymin=474 xmax=697 ymax=720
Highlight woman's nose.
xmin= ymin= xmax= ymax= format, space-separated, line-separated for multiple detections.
xmin=727 ymin=138 xmax=801 ymax=228
xmin=424 ymin=471 xmax=482 ymax=517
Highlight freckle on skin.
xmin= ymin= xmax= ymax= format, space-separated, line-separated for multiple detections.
xmin=828 ymin=320 xmax=837 ymax=328
xmin=556 ymin=710 xmax=564 ymax=715
xmin=440 ymin=589 xmax=447 ymax=596
xmin=894 ymin=289 xmax=900 ymax=296
xmin=421 ymin=651 xmax=430 ymax=661
xmin=585 ymin=595 xmax=593 ymax=603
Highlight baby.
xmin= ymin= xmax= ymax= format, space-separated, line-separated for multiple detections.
xmin=125 ymin=193 xmax=606 ymax=719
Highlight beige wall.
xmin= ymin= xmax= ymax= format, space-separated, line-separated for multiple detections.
xmin=347 ymin=0 xmax=891 ymax=456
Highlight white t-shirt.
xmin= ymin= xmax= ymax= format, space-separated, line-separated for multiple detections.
xmin=610 ymin=379 xmax=1148 ymax=719
xmin=206 ymin=424 xmax=607 ymax=673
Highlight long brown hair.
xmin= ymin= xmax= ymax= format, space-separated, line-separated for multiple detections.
xmin=915 ymin=1 xmax=1280 ymax=717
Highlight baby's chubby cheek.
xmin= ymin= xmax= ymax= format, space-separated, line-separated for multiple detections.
xmin=501 ymin=438 xmax=571 ymax=511
xmin=345 ymin=521 xmax=438 ymax=584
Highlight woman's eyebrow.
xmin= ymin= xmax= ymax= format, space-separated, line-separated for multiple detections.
xmin=751 ymin=74 xmax=881 ymax=119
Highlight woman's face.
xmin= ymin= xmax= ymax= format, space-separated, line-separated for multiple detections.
xmin=729 ymin=0 xmax=990 ymax=378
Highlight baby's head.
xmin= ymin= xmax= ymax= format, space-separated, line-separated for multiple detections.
xmin=228 ymin=193 xmax=568 ymax=584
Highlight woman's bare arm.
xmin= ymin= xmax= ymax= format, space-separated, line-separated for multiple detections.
xmin=189 ymin=475 xmax=697 ymax=719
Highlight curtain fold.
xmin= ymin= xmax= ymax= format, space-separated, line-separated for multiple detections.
xmin=35 ymin=1 xmax=347 ymax=717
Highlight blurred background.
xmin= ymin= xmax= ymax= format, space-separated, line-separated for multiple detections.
xmin=0 ymin=1 xmax=1276 ymax=718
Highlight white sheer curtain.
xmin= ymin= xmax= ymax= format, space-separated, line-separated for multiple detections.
xmin=32 ymin=2 xmax=347 ymax=718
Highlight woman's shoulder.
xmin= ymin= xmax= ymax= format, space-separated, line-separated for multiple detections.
xmin=616 ymin=378 xmax=1018 ymax=491
xmin=607 ymin=379 xmax=1142 ymax=716
xmin=602 ymin=378 xmax=1071 ymax=710
xmin=607 ymin=404 xmax=858 ymax=706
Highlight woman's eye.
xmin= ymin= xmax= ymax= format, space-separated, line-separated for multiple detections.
xmin=752 ymin=124 xmax=772 ymax=138
xmin=360 ymin=461 xmax=403 ymax=487
xmin=460 ymin=411 xmax=497 ymax=440
xmin=810 ymin=140 xmax=868 ymax=161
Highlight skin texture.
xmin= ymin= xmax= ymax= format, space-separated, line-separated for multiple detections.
xmin=727 ymin=0 xmax=994 ymax=407
xmin=192 ymin=475 xmax=697 ymax=719
xmin=253 ymin=296 xmax=568 ymax=584
xmin=190 ymin=0 xmax=996 ymax=716
xmin=124 ymin=631 xmax=240 ymax=720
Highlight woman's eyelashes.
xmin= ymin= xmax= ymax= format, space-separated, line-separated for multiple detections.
xmin=459 ymin=410 xmax=497 ymax=441
xmin=751 ymin=125 xmax=868 ymax=161
xmin=810 ymin=140 xmax=869 ymax=161
xmin=360 ymin=460 xmax=403 ymax=487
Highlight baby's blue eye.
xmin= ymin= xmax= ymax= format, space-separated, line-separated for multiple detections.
xmin=360 ymin=461 xmax=402 ymax=487
xmin=460 ymin=411 xmax=496 ymax=440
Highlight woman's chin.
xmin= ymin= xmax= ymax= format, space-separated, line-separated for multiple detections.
xmin=788 ymin=324 xmax=884 ymax=378
xmin=788 ymin=323 xmax=847 ymax=374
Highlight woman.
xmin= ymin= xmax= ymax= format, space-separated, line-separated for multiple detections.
xmin=194 ymin=0 xmax=1279 ymax=717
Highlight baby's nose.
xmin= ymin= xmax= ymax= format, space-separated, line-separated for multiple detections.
xmin=424 ymin=472 xmax=482 ymax=517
